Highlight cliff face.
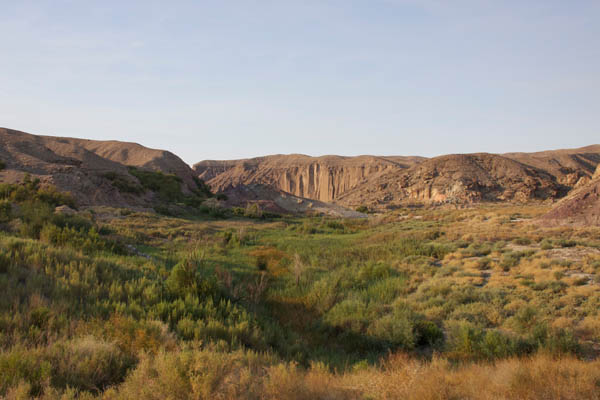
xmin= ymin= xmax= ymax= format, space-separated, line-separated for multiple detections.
xmin=0 ymin=128 xmax=201 ymax=207
xmin=194 ymin=155 xmax=422 ymax=203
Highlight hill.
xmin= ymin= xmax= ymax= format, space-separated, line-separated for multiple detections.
xmin=197 ymin=146 xmax=600 ymax=209
xmin=0 ymin=128 xmax=208 ymax=208
xmin=337 ymin=153 xmax=567 ymax=208
xmin=503 ymin=145 xmax=600 ymax=187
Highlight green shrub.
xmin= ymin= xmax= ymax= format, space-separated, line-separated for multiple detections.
xmin=325 ymin=298 xmax=369 ymax=333
xmin=0 ymin=160 xmax=5 ymax=170
xmin=355 ymin=205 xmax=369 ymax=213
xmin=462 ymin=242 xmax=492 ymax=257
xmin=167 ymin=259 xmax=218 ymax=299
xmin=415 ymin=320 xmax=444 ymax=347
xmin=557 ymin=239 xmax=577 ymax=248
xmin=0 ymin=252 xmax=10 ymax=273
xmin=446 ymin=322 xmax=525 ymax=360
xmin=244 ymin=203 xmax=263 ymax=219
xmin=0 ymin=200 xmax=11 ymax=223
xmin=215 ymin=193 xmax=228 ymax=201
xmin=543 ymin=329 xmax=580 ymax=356
xmin=48 ymin=336 xmax=134 ymax=393
xmin=102 ymin=172 xmax=144 ymax=194
xmin=128 ymin=167 xmax=183 ymax=202
xmin=358 ymin=262 xmax=392 ymax=282
xmin=511 ymin=306 xmax=539 ymax=334
xmin=192 ymin=176 xmax=213 ymax=197
xmin=512 ymin=237 xmax=531 ymax=246
xmin=368 ymin=313 xmax=416 ymax=349
xmin=365 ymin=276 xmax=406 ymax=304
xmin=446 ymin=321 xmax=485 ymax=359
xmin=500 ymin=251 xmax=531 ymax=271
xmin=0 ymin=348 xmax=51 ymax=397
xmin=393 ymin=237 xmax=451 ymax=259
xmin=19 ymin=201 xmax=54 ymax=238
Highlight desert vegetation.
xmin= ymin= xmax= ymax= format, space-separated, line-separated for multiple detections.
xmin=1 ymin=181 xmax=600 ymax=398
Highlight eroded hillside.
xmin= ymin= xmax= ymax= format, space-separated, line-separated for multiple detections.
xmin=338 ymin=153 xmax=567 ymax=207
xmin=195 ymin=154 xmax=423 ymax=202
xmin=541 ymin=165 xmax=600 ymax=226
xmin=197 ymin=146 xmax=600 ymax=209
xmin=0 ymin=128 xmax=207 ymax=208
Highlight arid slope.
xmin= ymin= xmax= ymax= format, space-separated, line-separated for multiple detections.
xmin=337 ymin=153 xmax=566 ymax=207
xmin=504 ymin=145 xmax=600 ymax=187
xmin=0 ymin=128 xmax=200 ymax=207
xmin=541 ymin=165 xmax=600 ymax=225
xmin=197 ymin=146 xmax=600 ymax=209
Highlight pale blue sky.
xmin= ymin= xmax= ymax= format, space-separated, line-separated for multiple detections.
xmin=1 ymin=1 xmax=599 ymax=164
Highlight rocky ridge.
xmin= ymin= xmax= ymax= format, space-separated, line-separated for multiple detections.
xmin=197 ymin=147 xmax=600 ymax=209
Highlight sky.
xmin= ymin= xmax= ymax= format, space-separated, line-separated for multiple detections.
xmin=1 ymin=0 xmax=599 ymax=165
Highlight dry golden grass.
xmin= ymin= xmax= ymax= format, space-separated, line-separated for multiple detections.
xmin=342 ymin=353 xmax=600 ymax=400
xmin=27 ymin=352 xmax=593 ymax=400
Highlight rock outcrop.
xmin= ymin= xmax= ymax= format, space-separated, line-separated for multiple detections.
xmin=541 ymin=165 xmax=600 ymax=226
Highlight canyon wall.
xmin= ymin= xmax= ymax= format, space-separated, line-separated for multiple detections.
xmin=194 ymin=155 xmax=421 ymax=203
xmin=196 ymin=147 xmax=600 ymax=208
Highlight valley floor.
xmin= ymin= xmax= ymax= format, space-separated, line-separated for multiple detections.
xmin=1 ymin=192 xmax=600 ymax=399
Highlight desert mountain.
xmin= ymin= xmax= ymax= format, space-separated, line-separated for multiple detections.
xmin=196 ymin=146 xmax=600 ymax=209
xmin=540 ymin=165 xmax=600 ymax=226
xmin=0 ymin=128 xmax=204 ymax=207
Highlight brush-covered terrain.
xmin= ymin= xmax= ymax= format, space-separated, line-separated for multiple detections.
xmin=1 ymin=178 xmax=600 ymax=399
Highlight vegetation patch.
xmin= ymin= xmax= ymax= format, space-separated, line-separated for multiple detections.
xmin=0 ymin=192 xmax=599 ymax=398
xmin=102 ymin=171 xmax=144 ymax=194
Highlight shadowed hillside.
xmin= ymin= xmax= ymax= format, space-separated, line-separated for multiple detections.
xmin=541 ymin=165 xmax=600 ymax=226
